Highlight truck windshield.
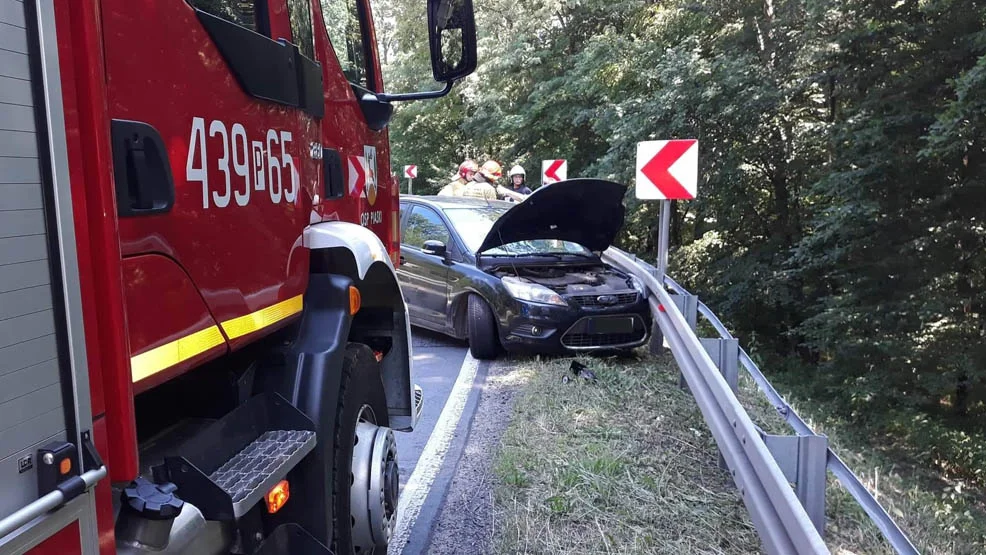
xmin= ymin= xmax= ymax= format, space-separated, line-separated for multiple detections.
xmin=443 ymin=207 xmax=591 ymax=256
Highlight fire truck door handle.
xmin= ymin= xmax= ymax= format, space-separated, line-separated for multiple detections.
xmin=111 ymin=119 xmax=176 ymax=217
xmin=323 ymin=148 xmax=345 ymax=199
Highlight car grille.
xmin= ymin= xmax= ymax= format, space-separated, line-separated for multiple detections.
xmin=570 ymin=292 xmax=638 ymax=308
xmin=561 ymin=331 xmax=646 ymax=348
xmin=560 ymin=315 xmax=648 ymax=349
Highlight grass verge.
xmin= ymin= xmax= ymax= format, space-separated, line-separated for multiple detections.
xmin=491 ymin=351 xmax=760 ymax=554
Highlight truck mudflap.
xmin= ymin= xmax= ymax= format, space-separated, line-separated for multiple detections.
xmin=304 ymin=221 xmax=418 ymax=432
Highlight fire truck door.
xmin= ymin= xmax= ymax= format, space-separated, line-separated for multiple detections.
xmin=100 ymin=0 xmax=324 ymax=358
xmin=313 ymin=0 xmax=397 ymax=242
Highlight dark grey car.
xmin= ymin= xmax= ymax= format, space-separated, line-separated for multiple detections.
xmin=396 ymin=179 xmax=651 ymax=359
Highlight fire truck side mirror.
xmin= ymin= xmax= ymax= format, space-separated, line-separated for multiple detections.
xmin=374 ymin=0 xmax=477 ymax=103
xmin=428 ymin=0 xmax=477 ymax=82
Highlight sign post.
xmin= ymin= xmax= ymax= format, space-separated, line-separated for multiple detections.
xmin=541 ymin=159 xmax=567 ymax=186
xmin=635 ymin=139 xmax=699 ymax=278
xmin=403 ymin=165 xmax=417 ymax=194
xmin=657 ymin=200 xmax=671 ymax=276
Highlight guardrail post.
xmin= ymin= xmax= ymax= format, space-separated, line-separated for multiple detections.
xmin=701 ymin=338 xmax=739 ymax=469
xmin=670 ymin=295 xmax=698 ymax=389
xmin=762 ymin=433 xmax=828 ymax=536
xmin=648 ymin=324 xmax=664 ymax=355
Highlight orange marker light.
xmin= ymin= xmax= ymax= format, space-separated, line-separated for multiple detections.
xmin=349 ymin=286 xmax=361 ymax=315
xmin=266 ymin=480 xmax=290 ymax=514
xmin=59 ymin=458 xmax=72 ymax=475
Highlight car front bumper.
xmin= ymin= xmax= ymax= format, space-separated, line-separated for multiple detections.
xmin=498 ymin=296 xmax=651 ymax=353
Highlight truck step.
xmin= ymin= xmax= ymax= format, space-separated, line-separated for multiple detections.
xmin=254 ymin=524 xmax=332 ymax=555
xmin=161 ymin=392 xmax=317 ymax=521
xmin=210 ymin=430 xmax=315 ymax=515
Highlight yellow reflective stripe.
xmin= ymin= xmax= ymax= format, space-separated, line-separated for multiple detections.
xmin=130 ymin=325 xmax=225 ymax=382
xmin=220 ymin=294 xmax=304 ymax=340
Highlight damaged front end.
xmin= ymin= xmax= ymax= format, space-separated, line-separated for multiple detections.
xmin=492 ymin=262 xmax=651 ymax=351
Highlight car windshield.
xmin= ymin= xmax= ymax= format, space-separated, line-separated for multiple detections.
xmin=443 ymin=207 xmax=592 ymax=256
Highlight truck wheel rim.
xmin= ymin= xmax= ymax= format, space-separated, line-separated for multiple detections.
xmin=351 ymin=405 xmax=399 ymax=552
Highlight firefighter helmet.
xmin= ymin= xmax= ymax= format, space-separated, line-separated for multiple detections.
xmin=458 ymin=159 xmax=479 ymax=180
xmin=508 ymin=165 xmax=526 ymax=178
xmin=480 ymin=160 xmax=503 ymax=181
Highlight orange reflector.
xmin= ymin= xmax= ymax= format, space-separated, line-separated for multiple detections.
xmin=349 ymin=286 xmax=361 ymax=315
xmin=266 ymin=480 xmax=290 ymax=514
xmin=59 ymin=458 xmax=72 ymax=475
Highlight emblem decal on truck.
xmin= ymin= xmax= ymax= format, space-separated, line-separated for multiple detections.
xmin=364 ymin=145 xmax=378 ymax=207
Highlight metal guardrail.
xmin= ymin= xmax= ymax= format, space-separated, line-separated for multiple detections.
xmin=602 ymin=247 xmax=919 ymax=555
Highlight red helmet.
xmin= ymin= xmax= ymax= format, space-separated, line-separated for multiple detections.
xmin=458 ymin=160 xmax=479 ymax=180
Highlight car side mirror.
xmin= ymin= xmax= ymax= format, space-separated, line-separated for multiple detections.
xmin=422 ymin=240 xmax=447 ymax=258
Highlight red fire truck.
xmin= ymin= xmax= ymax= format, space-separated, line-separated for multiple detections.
xmin=0 ymin=0 xmax=476 ymax=553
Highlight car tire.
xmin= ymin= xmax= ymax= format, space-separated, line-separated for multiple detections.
xmin=467 ymin=294 xmax=500 ymax=360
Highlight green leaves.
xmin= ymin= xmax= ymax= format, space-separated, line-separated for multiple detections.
xmin=376 ymin=0 xmax=986 ymax=479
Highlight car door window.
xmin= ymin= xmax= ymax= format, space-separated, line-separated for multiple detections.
xmin=403 ymin=207 xmax=450 ymax=250
xmin=320 ymin=0 xmax=371 ymax=88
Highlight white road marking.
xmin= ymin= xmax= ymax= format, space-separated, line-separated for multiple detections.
xmin=389 ymin=352 xmax=480 ymax=554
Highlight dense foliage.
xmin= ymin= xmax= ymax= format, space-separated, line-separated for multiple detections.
xmin=375 ymin=0 xmax=986 ymax=484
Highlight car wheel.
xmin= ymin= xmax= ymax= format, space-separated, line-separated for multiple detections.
xmin=467 ymin=294 xmax=500 ymax=359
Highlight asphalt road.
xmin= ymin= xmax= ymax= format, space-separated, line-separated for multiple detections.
xmin=395 ymin=328 xmax=469 ymax=492
xmin=389 ymin=327 xmax=486 ymax=555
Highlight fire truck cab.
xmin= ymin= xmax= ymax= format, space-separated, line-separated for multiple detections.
xmin=0 ymin=0 xmax=476 ymax=553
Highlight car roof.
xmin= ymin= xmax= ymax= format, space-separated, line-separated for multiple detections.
xmin=401 ymin=195 xmax=514 ymax=211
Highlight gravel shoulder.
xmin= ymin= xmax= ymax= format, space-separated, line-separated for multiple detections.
xmin=418 ymin=357 xmax=531 ymax=554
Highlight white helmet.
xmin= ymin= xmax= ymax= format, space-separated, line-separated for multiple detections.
xmin=508 ymin=165 xmax=526 ymax=177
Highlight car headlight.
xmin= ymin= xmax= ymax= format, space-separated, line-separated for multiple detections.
xmin=629 ymin=275 xmax=647 ymax=295
xmin=501 ymin=276 xmax=568 ymax=306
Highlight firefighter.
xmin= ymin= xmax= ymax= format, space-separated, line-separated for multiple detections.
xmin=461 ymin=160 xmax=501 ymax=200
xmin=508 ymin=165 xmax=532 ymax=194
xmin=438 ymin=159 xmax=479 ymax=196
xmin=495 ymin=164 xmax=532 ymax=202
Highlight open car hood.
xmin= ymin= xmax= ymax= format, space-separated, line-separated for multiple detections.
xmin=476 ymin=178 xmax=627 ymax=254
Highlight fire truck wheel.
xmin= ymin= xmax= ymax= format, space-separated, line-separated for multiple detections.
xmin=333 ymin=343 xmax=397 ymax=555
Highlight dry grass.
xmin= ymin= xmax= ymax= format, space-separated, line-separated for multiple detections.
xmin=491 ymin=351 xmax=761 ymax=554
xmin=738 ymin=372 xmax=986 ymax=555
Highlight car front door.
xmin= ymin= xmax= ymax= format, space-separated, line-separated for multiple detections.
xmin=398 ymin=206 xmax=451 ymax=326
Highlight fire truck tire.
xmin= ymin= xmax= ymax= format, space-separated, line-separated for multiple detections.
xmin=467 ymin=294 xmax=500 ymax=360
xmin=333 ymin=343 xmax=397 ymax=555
